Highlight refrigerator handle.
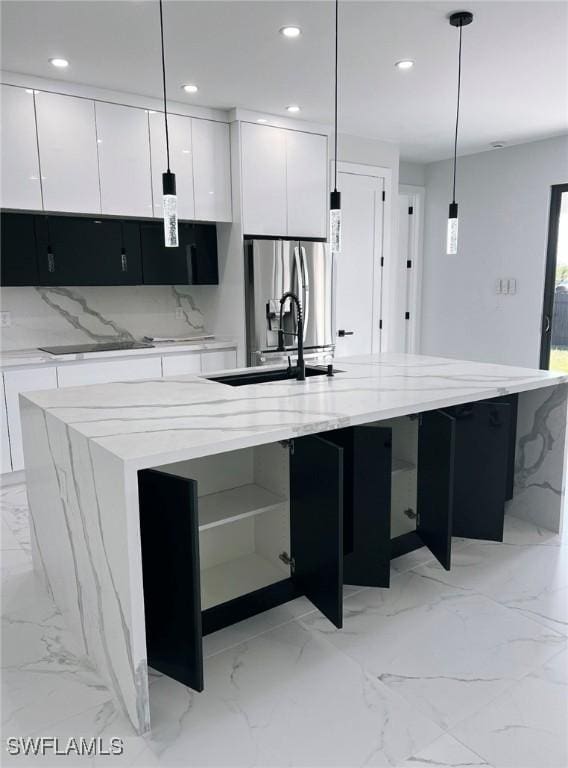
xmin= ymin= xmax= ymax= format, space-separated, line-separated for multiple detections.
xmin=300 ymin=246 xmax=310 ymax=343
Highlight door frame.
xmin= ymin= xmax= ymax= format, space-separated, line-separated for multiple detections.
xmin=399 ymin=184 xmax=425 ymax=353
xmin=332 ymin=161 xmax=393 ymax=354
xmin=540 ymin=183 xmax=568 ymax=369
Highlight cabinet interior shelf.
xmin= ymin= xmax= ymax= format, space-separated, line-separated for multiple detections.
xmin=198 ymin=483 xmax=286 ymax=531
xmin=201 ymin=553 xmax=287 ymax=610
xmin=392 ymin=458 xmax=416 ymax=475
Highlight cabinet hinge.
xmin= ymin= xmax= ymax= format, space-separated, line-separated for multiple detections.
xmin=279 ymin=439 xmax=294 ymax=454
xmin=405 ymin=312 xmax=410 ymax=320
xmin=406 ymin=259 xmax=412 ymax=269
xmin=279 ymin=551 xmax=296 ymax=573
xmin=408 ymin=205 xmax=414 ymax=215
xmin=380 ymin=256 xmax=384 ymax=267
xmin=382 ymin=190 xmax=386 ymax=202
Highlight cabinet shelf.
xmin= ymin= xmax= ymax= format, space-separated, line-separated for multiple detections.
xmin=392 ymin=458 xmax=416 ymax=475
xmin=198 ymin=483 xmax=286 ymax=531
xmin=201 ymin=553 xmax=287 ymax=610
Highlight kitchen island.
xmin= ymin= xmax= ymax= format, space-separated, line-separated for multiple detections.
xmin=19 ymin=353 xmax=567 ymax=734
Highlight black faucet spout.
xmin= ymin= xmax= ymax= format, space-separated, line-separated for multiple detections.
xmin=278 ymin=291 xmax=305 ymax=381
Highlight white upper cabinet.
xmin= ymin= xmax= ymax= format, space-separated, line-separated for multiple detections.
xmin=95 ymin=102 xmax=153 ymax=217
xmin=241 ymin=122 xmax=287 ymax=236
xmin=240 ymin=122 xmax=327 ymax=238
xmin=35 ymin=91 xmax=100 ymax=214
xmin=192 ymin=119 xmax=232 ymax=222
xmin=286 ymin=131 xmax=327 ymax=239
xmin=149 ymin=111 xmax=195 ymax=220
xmin=0 ymin=85 xmax=42 ymax=211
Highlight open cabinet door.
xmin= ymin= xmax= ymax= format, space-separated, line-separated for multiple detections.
xmin=290 ymin=435 xmax=344 ymax=628
xmin=138 ymin=469 xmax=204 ymax=692
xmin=450 ymin=401 xmax=511 ymax=541
xmin=324 ymin=426 xmax=392 ymax=587
xmin=417 ymin=410 xmax=455 ymax=570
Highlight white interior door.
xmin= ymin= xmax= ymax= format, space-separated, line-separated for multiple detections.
xmin=334 ymin=168 xmax=384 ymax=357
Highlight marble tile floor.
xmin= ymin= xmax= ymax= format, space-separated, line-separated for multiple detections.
xmin=1 ymin=481 xmax=567 ymax=768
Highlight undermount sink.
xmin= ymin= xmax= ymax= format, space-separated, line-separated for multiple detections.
xmin=208 ymin=365 xmax=340 ymax=387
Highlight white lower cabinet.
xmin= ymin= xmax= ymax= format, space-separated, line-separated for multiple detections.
xmin=162 ymin=353 xmax=202 ymax=377
xmin=4 ymin=367 xmax=58 ymax=472
xmin=200 ymin=349 xmax=237 ymax=373
xmin=57 ymin=356 xmax=162 ymax=388
xmin=1 ymin=378 xmax=12 ymax=474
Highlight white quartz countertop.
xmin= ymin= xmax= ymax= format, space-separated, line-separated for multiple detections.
xmin=0 ymin=338 xmax=236 ymax=371
xmin=21 ymin=353 xmax=567 ymax=470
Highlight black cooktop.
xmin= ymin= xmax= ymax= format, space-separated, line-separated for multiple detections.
xmin=39 ymin=341 xmax=154 ymax=355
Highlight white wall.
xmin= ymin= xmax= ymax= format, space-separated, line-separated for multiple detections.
xmin=400 ymin=161 xmax=426 ymax=187
xmin=421 ymin=135 xmax=568 ymax=367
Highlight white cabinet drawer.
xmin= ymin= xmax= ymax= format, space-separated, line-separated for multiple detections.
xmin=57 ymin=356 xmax=162 ymax=388
xmin=4 ymin=367 xmax=58 ymax=472
xmin=162 ymin=353 xmax=202 ymax=377
xmin=201 ymin=349 xmax=237 ymax=373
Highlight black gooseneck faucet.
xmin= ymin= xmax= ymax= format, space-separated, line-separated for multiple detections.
xmin=276 ymin=291 xmax=305 ymax=381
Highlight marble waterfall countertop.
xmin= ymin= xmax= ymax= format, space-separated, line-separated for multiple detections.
xmin=19 ymin=351 xmax=568 ymax=736
xmin=21 ymin=353 xmax=566 ymax=470
xmin=0 ymin=337 xmax=237 ymax=371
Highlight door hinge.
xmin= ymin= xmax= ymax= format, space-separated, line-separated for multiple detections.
xmin=380 ymin=256 xmax=384 ymax=267
xmin=405 ymin=312 xmax=410 ymax=320
xmin=406 ymin=259 xmax=412 ymax=269
xmin=408 ymin=205 xmax=414 ymax=215
xmin=382 ymin=190 xmax=386 ymax=202
xmin=279 ymin=551 xmax=296 ymax=573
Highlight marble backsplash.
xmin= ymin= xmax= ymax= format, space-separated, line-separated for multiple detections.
xmin=0 ymin=285 xmax=218 ymax=351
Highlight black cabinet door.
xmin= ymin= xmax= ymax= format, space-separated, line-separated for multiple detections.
xmin=138 ymin=469 xmax=203 ymax=692
xmin=140 ymin=221 xmax=218 ymax=285
xmin=1 ymin=212 xmax=40 ymax=285
xmin=449 ymin=401 xmax=511 ymax=542
xmin=323 ymin=426 xmax=392 ymax=588
xmin=290 ymin=435 xmax=344 ymax=628
xmin=36 ymin=216 xmax=142 ymax=286
xmin=417 ymin=410 xmax=456 ymax=570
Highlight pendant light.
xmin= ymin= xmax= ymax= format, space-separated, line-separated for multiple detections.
xmin=330 ymin=0 xmax=341 ymax=254
xmin=158 ymin=0 xmax=178 ymax=247
xmin=446 ymin=10 xmax=473 ymax=255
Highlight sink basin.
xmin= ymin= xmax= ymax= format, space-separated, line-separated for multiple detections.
xmin=208 ymin=365 xmax=339 ymax=387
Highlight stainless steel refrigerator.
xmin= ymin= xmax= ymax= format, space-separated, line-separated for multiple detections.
xmin=244 ymin=238 xmax=335 ymax=367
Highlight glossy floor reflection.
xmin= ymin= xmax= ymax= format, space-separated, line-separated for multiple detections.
xmin=1 ymin=481 xmax=567 ymax=767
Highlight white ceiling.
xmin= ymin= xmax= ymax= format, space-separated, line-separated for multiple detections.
xmin=1 ymin=0 xmax=567 ymax=162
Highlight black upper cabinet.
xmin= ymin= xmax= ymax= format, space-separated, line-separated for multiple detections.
xmin=36 ymin=216 xmax=142 ymax=286
xmin=1 ymin=212 xmax=40 ymax=286
xmin=140 ymin=221 xmax=219 ymax=285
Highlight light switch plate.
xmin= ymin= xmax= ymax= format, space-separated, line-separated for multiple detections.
xmin=507 ymin=278 xmax=517 ymax=295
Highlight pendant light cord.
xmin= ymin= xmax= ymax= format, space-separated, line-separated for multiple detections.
xmin=159 ymin=0 xmax=171 ymax=172
xmin=333 ymin=0 xmax=339 ymax=192
xmin=452 ymin=22 xmax=463 ymax=204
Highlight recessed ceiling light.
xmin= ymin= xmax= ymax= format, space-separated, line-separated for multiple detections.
xmin=286 ymin=105 xmax=300 ymax=113
xmin=49 ymin=57 xmax=69 ymax=68
xmin=257 ymin=118 xmax=268 ymax=124
xmin=395 ymin=59 xmax=414 ymax=70
xmin=490 ymin=141 xmax=506 ymax=149
xmin=280 ymin=25 xmax=302 ymax=38
xmin=182 ymin=84 xmax=198 ymax=93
